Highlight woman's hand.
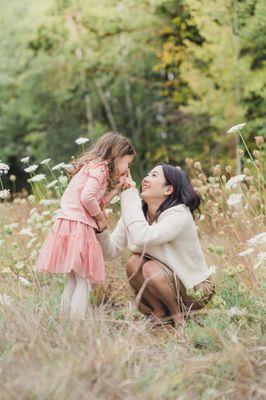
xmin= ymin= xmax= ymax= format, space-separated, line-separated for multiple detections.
xmin=113 ymin=174 xmax=127 ymax=192
xmin=123 ymin=169 xmax=136 ymax=189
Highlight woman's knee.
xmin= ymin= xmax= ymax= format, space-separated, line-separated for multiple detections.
xmin=126 ymin=254 xmax=143 ymax=277
xmin=142 ymin=261 xmax=164 ymax=283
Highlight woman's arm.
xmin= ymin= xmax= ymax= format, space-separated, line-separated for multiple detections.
xmin=96 ymin=216 xmax=127 ymax=260
xmin=120 ymin=188 xmax=186 ymax=247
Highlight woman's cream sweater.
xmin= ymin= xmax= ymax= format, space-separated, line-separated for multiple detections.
xmin=96 ymin=188 xmax=210 ymax=289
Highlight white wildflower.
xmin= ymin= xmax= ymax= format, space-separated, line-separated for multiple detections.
xmin=28 ymin=174 xmax=46 ymax=183
xmin=0 ymin=239 xmax=4 ymax=246
xmin=0 ymin=293 xmax=12 ymax=306
xmin=24 ymin=164 xmax=38 ymax=173
xmin=46 ymin=180 xmax=58 ymax=189
xmin=226 ymin=174 xmax=246 ymax=190
xmin=58 ymin=175 xmax=68 ymax=186
xmin=248 ymin=232 xmax=266 ymax=247
xmin=254 ymin=252 xmax=266 ymax=270
xmin=20 ymin=156 xmax=30 ymax=163
xmin=30 ymin=249 xmax=37 ymax=259
xmin=228 ymin=307 xmax=246 ymax=317
xmin=227 ymin=193 xmax=243 ymax=206
xmin=257 ymin=252 xmax=266 ymax=261
xmin=19 ymin=277 xmax=31 ymax=287
xmin=39 ymin=199 xmax=60 ymax=206
xmin=27 ymin=194 xmax=36 ymax=204
xmin=15 ymin=260 xmax=25 ymax=270
xmin=0 ymin=189 xmax=10 ymax=200
xmin=75 ymin=137 xmax=90 ymax=145
xmin=4 ymin=222 xmax=19 ymax=229
xmin=199 ymin=214 xmax=205 ymax=221
xmin=110 ymin=195 xmax=120 ymax=204
xmin=0 ymin=162 xmax=9 ymax=175
xmin=208 ymin=265 xmax=217 ymax=276
xmin=238 ymin=248 xmax=254 ymax=257
xmin=19 ymin=228 xmax=34 ymax=237
xmin=227 ymin=123 xmax=247 ymax=134
xmin=41 ymin=210 xmax=52 ymax=216
xmin=51 ymin=163 xmax=66 ymax=171
xmin=40 ymin=158 xmax=51 ymax=165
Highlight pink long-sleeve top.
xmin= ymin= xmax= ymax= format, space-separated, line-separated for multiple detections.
xmin=57 ymin=161 xmax=109 ymax=229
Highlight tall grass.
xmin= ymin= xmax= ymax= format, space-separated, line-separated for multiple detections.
xmin=0 ymin=133 xmax=265 ymax=399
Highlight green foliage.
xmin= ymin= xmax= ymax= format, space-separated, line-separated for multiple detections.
xmin=0 ymin=0 xmax=265 ymax=186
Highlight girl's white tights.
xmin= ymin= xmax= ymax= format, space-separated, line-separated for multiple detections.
xmin=59 ymin=270 xmax=91 ymax=320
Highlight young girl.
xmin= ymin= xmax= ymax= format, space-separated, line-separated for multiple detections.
xmin=36 ymin=132 xmax=135 ymax=319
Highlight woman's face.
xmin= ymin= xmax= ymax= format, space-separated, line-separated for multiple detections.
xmin=141 ymin=166 xmax=173 ymax=202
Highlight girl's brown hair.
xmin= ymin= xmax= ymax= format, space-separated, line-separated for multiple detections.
xmin=70 ymin=132 xmax=136 ymax=178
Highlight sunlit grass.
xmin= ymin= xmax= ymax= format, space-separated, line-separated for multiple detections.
xmin=0 ymin=133 xmax=265 ymax=399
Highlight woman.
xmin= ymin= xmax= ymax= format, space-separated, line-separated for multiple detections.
xmin=96 ymin=164 xmax=214 ymax=325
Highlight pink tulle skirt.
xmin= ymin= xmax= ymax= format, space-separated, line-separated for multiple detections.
xmin=35 ymin=218 xmax=105 ymax=283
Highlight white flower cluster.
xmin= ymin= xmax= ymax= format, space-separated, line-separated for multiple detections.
xmin=227 ymin=193 xmax=242 ymax=207
xmin=0 ymin=162 xmax=9 ymax=175
xmin=24 ymin=164 xmax=38 ymax=173
xmin=248 ymin=232 xmax=266 ymax=247
xmin=28 ymin=174 xmax=46 ymax=183
xmin=226 ymin=123 xmax=247 ymax=134
xmin=226 ymin=174 xmax=246 ymax=190
xmin=75 ymin=137 xmax=90 ymax=145
xmin=0 ymin=189 xmax=10 ymax=200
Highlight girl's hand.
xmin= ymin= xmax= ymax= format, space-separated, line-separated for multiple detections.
xmin=95 ymin=211 xmax=108 ymax=232
xmin=97 ymin=218 xmax=108 ymax=232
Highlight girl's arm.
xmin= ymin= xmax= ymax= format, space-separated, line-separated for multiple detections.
xmin=96 ymin=216 xmax=127 ymax=260
xmin=80 ymin=167 xmax=108 ymax=229
xmin=120 ymin=188 xmax=186 ymax=247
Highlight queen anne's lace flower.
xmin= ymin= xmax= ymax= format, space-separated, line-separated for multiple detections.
xmin=227 ymin=193 xmax=243 ymax=206
xmin=226 ymin=174 xmax=246 ymax=190
xmin=28 ymin=174 xmax=46 ymax=183
xmin=21 ymin=157 xmax=30 ymax=163
xmin=40 ymin=158 xmax=51 ymax=165
xmin=75 ymin=137 xmax=90 ymax=145
xmin=0 ymin=189 xmax=10 ymax=199
xmin=24 ymin=165 xmax=38 ymax=173
xmin=227 ymin=123 xmax=247 ymax=134
xmin=0 ymin=162 xmax=9 ymax=175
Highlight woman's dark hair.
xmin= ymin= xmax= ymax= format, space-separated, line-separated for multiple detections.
xmin=142 ymin=164 xmax=201 ymax=221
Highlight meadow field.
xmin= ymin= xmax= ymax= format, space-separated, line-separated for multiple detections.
xmin=0 ymin=132 xmax=265 ymax=400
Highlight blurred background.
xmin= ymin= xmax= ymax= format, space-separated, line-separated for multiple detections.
xmin=0 ymin=0 xmax=265 ymax=190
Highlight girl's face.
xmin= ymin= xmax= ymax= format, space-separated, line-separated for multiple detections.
xmin=141 ymin=166 xmax=173 ymax=201
xmin=114 ymin=154 xmax=134 ymax=177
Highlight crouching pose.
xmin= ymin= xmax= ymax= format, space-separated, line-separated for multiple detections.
xmin=97 ymin=164 xmax=215 ymax=326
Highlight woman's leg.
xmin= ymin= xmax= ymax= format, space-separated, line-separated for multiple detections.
xmin=142 ymin=260 xmax=185 ymax=325
xmin=70 ymin=271 xmax=89 ymax=320
xmin=59 ymin=271 xmax=76 ymax=318
xmin=126 ymin=254 xmax=168 ymax=318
